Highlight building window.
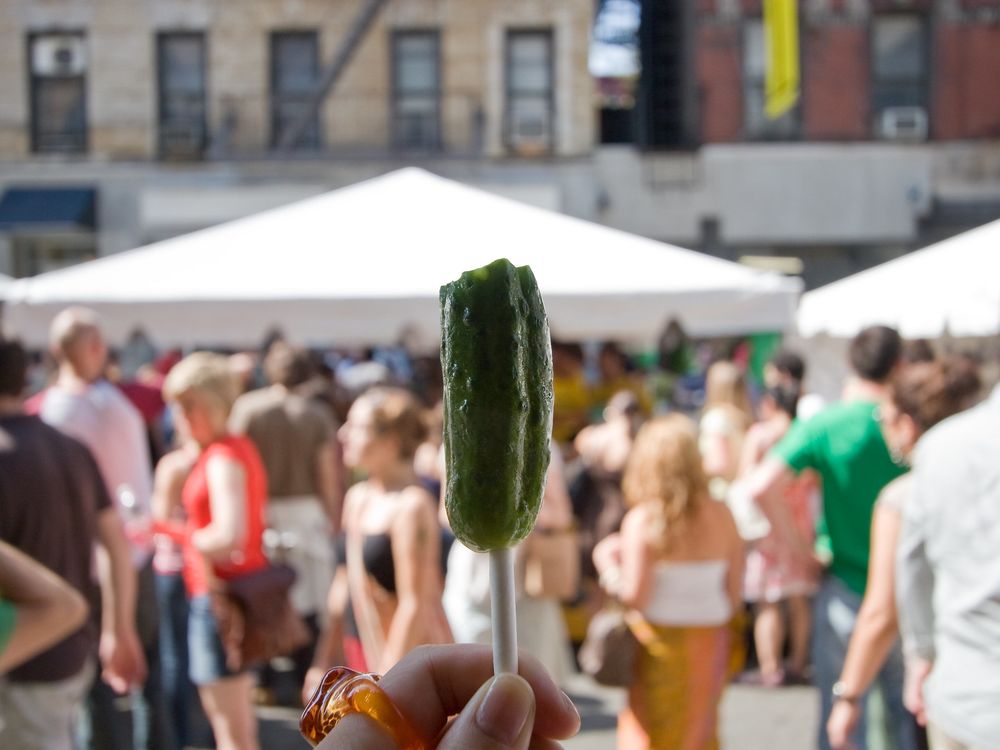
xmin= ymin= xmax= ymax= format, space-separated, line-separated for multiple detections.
xmin=391 ymin=31 xmax=441 ymax=151
xmin=505 ymin=30 xmax=554 ymax=155
xmin=157 ymin=33 xmax=207 ymax=158
xmin=872 ymin=16 xmax=928 ymax=139
xmin=271 ymin=31 xmax=321 ymax=149
xmin=743 ymin=20 xmax=799 ymax=140
xmin=29 ymin=33 xmax=87 ymax=153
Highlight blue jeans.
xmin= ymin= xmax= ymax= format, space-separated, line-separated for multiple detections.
xmin=156 ymin=574 xmax=215 ymax=750
xmin=187 ymin=595 xmax=238 ymax=686
xmin=813 ymin=574 xmax=917 ymax=750
xmin=156 ymin=572 xmax=189 ymax=746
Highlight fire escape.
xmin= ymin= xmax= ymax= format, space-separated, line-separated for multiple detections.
xmin=275 ymin=0 xmax=391 ymax=153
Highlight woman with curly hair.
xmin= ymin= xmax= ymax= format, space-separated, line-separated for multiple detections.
xmin=595 ymin=414 xmax=744 ymax=749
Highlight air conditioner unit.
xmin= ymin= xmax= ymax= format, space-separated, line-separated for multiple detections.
xmin=879 ymin=106 xmax=928 ymax=141
xmin=32 ymin=35 xmax=87 ymax=77
xmin=509 ymin=108 xmax=552 ymax=155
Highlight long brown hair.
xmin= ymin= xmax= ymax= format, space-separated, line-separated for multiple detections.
xmin=622 ymin=414 xmax=708 ymax=551
xmin=359 ymin=386 xmax=429 ymax=460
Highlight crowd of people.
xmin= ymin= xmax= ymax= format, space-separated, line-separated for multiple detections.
xmin=1 ymin=306 xmax=998 ymax=750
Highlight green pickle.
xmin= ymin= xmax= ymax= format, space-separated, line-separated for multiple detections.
xmin=440 ymin=258 xmax=554 ymax=552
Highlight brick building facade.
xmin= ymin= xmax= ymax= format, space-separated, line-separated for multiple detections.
xmin=686 ymin=0 xmax=1000 ymax=144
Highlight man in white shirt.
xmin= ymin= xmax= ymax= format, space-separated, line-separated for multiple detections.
xmin=897 ymin=384 xmax=1000 ymax=750
xmin=39 ymin=307 xmax=173 ymax=750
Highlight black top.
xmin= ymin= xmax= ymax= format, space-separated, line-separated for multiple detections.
xmin=337 ymin=527 xmax=454 ymax=640
xmin=0 ymin=415 xmax=112 ymax=682
xmin=362 ymin=533 xmax=396 ymax=594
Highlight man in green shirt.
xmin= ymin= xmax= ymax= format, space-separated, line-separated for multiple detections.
xmin=748 ymin=326 xmax=914 ymax=750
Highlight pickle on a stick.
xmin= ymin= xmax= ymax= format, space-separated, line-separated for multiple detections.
xmin=440 ymin=258 xmax=554 ymax=552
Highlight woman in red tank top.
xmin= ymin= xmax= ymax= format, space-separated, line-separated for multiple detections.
xmin=163 ymin=352 xmax=267 ymax=750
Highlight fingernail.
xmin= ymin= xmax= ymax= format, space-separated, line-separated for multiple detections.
xmin=560 ymin=689 xmax=581 ymax=721
xmin=475 ymin=674 xmax=533 ymax=745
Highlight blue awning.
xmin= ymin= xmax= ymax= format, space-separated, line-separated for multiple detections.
xmin=0 ymin=187 xmax=96 ymax=231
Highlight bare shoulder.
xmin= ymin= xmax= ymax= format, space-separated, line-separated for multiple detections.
xmin=701 ymin=497 xmax=741 ymax=547
xmin=342 ymin=483 xmax=369 ymax=523
xmin=702 ymin=496 xmax=735 ymax=524
xmin=155 ymin=449 xmax=193 ymax=480
xmin=205 ymin=450 xmax=243 ymax=477
xmin=391 ymin=487 xmax=437 ymax=548
xmin=621 ymin=503 xmax=653 ymax=539
xmin=396 ymin=486 xmax=436 ymax=522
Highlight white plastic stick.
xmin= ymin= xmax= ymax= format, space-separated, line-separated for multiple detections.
xmin=489 ymin=546 xmax=518 ymax=675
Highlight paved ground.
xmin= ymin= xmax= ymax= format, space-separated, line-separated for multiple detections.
xmin=560 ymin=674 xmax=817 ymax=749
xmin=252 ymin=673 xmax=818 ymax=749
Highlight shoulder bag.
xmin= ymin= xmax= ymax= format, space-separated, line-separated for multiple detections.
xmin=211 ymin=562 xmax=311 ymax=672
xmin=578 ymin=604 xmax=639 ymax=688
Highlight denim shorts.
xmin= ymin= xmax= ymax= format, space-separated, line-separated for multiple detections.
xmin=187 ymin=595 xmax=239 ymax=686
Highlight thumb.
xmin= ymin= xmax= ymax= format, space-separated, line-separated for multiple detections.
xmin=437 ymin=673 xmax=536 ymax=750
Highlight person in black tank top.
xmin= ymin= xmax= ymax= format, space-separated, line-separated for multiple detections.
xmin=306 ymin=387 xmax=453 ymax=689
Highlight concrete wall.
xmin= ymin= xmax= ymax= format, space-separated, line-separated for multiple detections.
xmin=593 ymin=141 xmax=1000 ymax=247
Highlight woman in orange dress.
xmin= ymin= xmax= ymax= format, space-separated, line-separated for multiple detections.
xmin=596 ymin=415 xmax=744 ymax=749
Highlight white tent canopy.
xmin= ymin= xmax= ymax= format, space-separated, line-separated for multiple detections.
xmin=0 ymin=274 xmax=12 ymax=300
xmin=798 ymin=218 xmax=1000 ymax=339
xmin=7 ymin=168 xmax=801 ymax=349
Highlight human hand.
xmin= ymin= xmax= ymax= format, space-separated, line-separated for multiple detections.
xmin=99 ymin=627 xmax=147 ymax=694
xmin=904 ymin=657 xmax=933 ymax=727
xmin=592 ymin=533 xmax=622 ymax=576
xmin=826 ymin=699 xmax=860 ymax=750
xmin=316 ymin=644 xmax=580 ymax=749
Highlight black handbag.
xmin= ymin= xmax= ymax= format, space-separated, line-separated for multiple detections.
xmin=578 ymin=605 xmax=639 ymax=688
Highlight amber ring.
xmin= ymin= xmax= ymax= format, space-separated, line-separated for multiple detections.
xmin=300 ymin=667 xmax=423 ymax=749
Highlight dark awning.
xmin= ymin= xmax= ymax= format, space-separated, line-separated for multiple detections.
xmin=0 ymin=187 xmax=96 ymax=231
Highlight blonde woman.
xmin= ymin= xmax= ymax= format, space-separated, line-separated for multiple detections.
xmin=162 ymin=353 xmax=268 ymax=750
xmin=336 ymin=387 xmax=451 ymax=673
xmin=699 ymin=361 xmax=752 ymax=499
xmin=595 ymin=414 xmax=744 ymax=750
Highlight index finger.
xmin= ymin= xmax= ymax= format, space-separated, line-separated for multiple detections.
xmin=379 ymin=644 xmax=580 ymax=746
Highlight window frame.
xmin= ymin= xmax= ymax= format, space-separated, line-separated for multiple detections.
xmin=27 ymin=30 xmax=88 ymax=154
xmin=155 ymin=31 xmax=209 ymax=158
xmin=869 ymin=13 xmax=931 ymax=138
xmin=269 ymin=29 xmax=322 ymax=150
xmin=740 ymin=16 xmax=802 ymax=142
xmin=390 ymin=29 xmax=443 ymax=152
xmin=504 ymin=28 xmax=556 ymax=155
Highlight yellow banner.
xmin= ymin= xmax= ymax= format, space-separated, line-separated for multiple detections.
xmin=764 ymin=0 xmax=800 ymax=119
